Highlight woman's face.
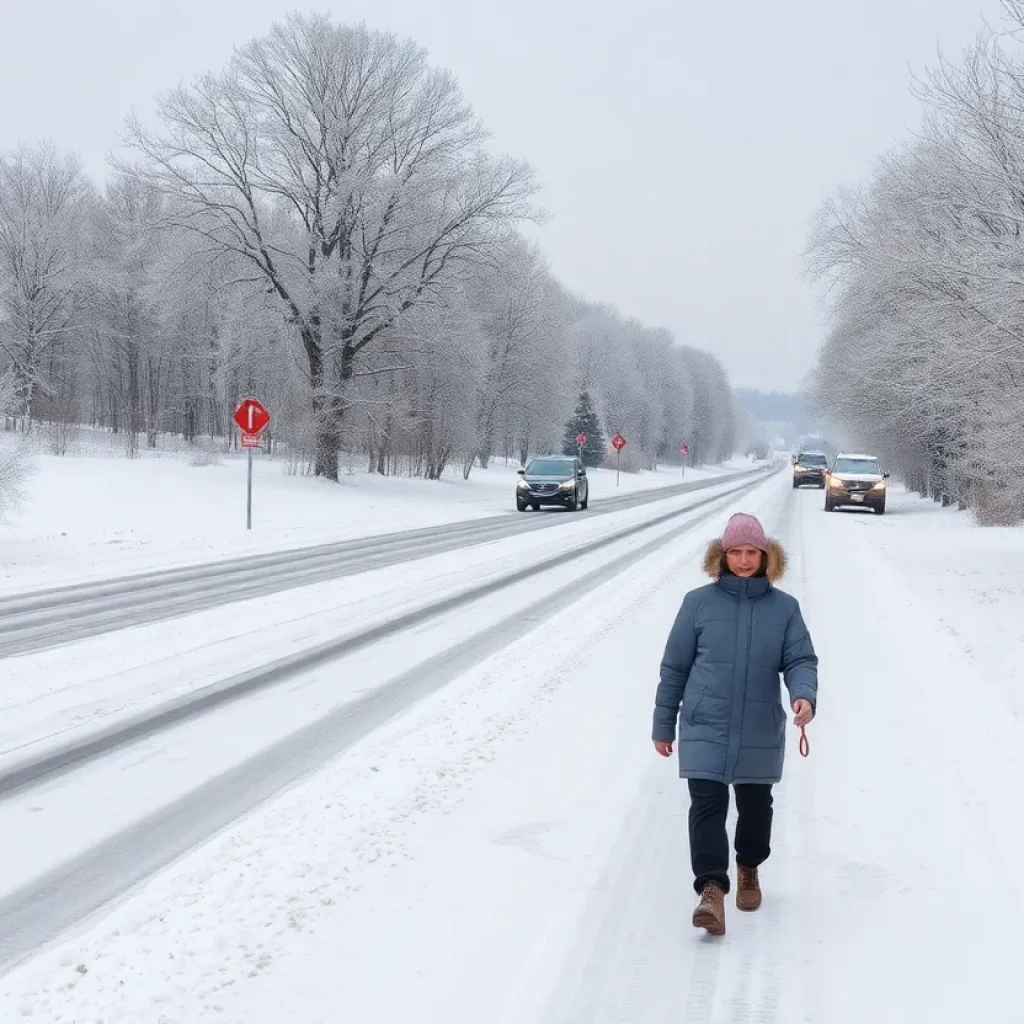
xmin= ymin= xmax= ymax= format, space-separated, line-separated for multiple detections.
xmin=726 ymin=545 xmax=763 ymax=578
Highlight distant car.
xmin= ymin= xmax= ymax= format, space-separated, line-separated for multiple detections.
xmin=793 ymin=451 xmax=830 ymax=488
xmin=825 ymin=453 xmax=890 ymax=514
xmin=516 ymin=455 xmax=589 ymax=512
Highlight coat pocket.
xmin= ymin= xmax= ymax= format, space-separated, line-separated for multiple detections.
xmin=686 ymin=690 xmax=730 ymax=727
xmin=741 ymin=700 xmax=785 ymax=748
xmin=683 ymin=692 xmax=705 ymax=725
xmin=771 ymin=702 xmax=786 ymax=740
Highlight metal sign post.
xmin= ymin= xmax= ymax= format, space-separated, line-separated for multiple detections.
xmin=233 ymin=399 xmax=271 ymax=530
xmin=247 ymin=446 xmax=254 ymax=529
xmin=611 ymin=433 xmax=627 ymax=486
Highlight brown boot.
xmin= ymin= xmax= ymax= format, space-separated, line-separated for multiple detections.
xmin=736 ymin=863 xmax=762 ymax=911
xmin=692 ymin=882 xmax=726 ymax=935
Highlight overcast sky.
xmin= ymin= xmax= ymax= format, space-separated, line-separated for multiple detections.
xmin=0 ymin=0 xmax=1007 ymax=391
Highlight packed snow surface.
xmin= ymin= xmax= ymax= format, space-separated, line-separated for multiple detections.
xmin=1 ymin=474 xmax=1021 ymax=1022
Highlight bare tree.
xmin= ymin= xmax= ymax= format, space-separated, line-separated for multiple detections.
xmin=0 ymin=22 xmax=745 ymax=482
xmin=805 ymin=12 xmax=1024 ymax=521
xmin=121 ymin=15 xmax=536 ymax=480
xmin=0 ymin=142 xmax=93 ymax=429
xmin=469 ymin=238 xmax=569 ymax=470
xmin=0 ymin=368 xmax=32 ymax=519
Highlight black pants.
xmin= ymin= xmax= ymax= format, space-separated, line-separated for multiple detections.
xmin=687 ymin=779 xmax=773 ymax=894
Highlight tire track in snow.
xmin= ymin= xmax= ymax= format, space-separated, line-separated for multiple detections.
xmin=0 ymin=474 xmax=773 ymax=802
xmin=0 ymin=475 xmax=777 ymax=977
xmin=552 ymin=770 xmax=790 ymax=1024
xmin=531 ymin=485 xmax=805 ymax=1024
xmin=781 ymin=485 xmax=1024 ymax=1021
xmin=0 ymin=468 xmax=769 ymax=657
xmin=734 ymin=484 xmax=807 ymax=1024
xmin=785 ymin=486 xmax=823 ymax=1022
xmin=538 ymin=482 xmax=1024 ymax=1024
xmin=537 ymin=778 xmax=730 ymax=1024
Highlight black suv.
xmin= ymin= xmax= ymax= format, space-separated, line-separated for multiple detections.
xmin=516 ymin=456 xmax=589 ymax=512
xmin=793 ymin=451 xmax=829 ymax=488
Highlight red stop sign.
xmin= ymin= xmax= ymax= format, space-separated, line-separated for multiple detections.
xmin=611 ymin=433 xmax=627 ymax=452
xmin=233 ymin=398 xmax=271 ymax=435
xmin=680 ymin=444 xmax=689 ymax=456
xmin=576 ymin=433 xmax=587 ymax=445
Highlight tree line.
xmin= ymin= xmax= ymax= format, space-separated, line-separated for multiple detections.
xmin=805 ymin=0 xmax=1024 ymax=523
xmin=0 ymin=14 xmax=744 ymax=481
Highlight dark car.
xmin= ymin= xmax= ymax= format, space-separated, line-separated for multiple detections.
xmin=793 ymin=451 xmax=830 ymax=488
xmin=516 ymin=456 xmax=589 ymax=512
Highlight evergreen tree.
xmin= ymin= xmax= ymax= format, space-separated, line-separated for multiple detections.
xmin=562 ymin=390 xmax=606 ymax=467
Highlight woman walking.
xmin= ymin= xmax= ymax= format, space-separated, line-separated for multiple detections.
xmin=652 ymin=512 xmax=818 ymax=935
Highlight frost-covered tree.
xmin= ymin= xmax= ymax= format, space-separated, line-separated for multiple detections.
xmin=121 ymin=14 xmax=536 ymax=480
xmin=87 ymin=176 xmax=171 ymax=454
xmin=805 ymin=5 xmax=1024 ymax=522
xmin=0 ymin=368 xmax=32 ymax=519
xmin=0 ymin=143 xmax=93 ymax=428
xmin=682 ymin=347 xmax=737 ymax=465
xmin=470 ymin=238 xmax=569 ymax=469
xmin=0 ymin=19 xmax=746 ymax=484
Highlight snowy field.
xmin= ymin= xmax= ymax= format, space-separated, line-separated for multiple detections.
xmin=0 ymin=442 xmax=751 ymax=592
xmin=1 ymin=474 xmax=1022 ymax=1022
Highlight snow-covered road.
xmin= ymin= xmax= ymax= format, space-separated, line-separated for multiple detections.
xmin=2 ymin=474 xmax=1022 ymax=1022
xmin=0 ymin=468 xmax=779 ymax=978
xmin=0 ymin=464 xmax=767 ymax=657
xmin=0 ymin=468 xmax=765 ymax=780
xmin=541 ymin=488 xmax=1024 ymax=1023
xmin=1 ymin=453 xmax=753 ymax=594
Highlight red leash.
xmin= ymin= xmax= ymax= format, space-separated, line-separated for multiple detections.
xmin=798 ymin=725 xmax=810 ymax=757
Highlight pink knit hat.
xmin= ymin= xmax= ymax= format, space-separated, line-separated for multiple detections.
xmin=721 ymin=513 xmax=768 ymax=552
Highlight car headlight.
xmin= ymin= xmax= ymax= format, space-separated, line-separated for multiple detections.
xmin=558 ymin=479 xmax=576 ymax=491
xmin=829 ymin=477 xmax=844 ymax=489
xmin=517 ymin=479 xmax=530 ymax=491
xmin=872 ymin=481 xmax=886 ymax=491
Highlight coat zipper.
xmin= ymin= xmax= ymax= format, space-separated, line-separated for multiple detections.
xmin=726 ymin=582 xmax=749 ymax=779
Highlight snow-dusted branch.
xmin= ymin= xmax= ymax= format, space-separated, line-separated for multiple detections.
xmin=806 ymin=12 xmax=1024 ymax=521
xmin=0 ymin=13 xmax=745 ymax=484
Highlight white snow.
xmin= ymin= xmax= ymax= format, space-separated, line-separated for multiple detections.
xmin=2 ymin=476 xmax=1023 ymax=1022
xmin=0 ymin=470 xmax=755 ymax=767
xmin=0 ymin=475 xmax=763 ymax=897
xmin=0 ymin=444 xmax=750 ymax=592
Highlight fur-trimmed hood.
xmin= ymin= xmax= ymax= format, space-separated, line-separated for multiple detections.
xmin=703 ymin=538 xmax=787 ymax=583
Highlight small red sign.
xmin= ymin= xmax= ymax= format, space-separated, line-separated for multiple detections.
xmin=611 ymin=433 xmax=627 ymax=452
xmin=576 ymin=433 xmax=587 ymax=445
xmin=680 ymin=444 xmax=689 ymax=456
xmin=233 ymin=398 xmax=271 ymax=436
xmin=240 ymin=432 xmax=263 ymax=449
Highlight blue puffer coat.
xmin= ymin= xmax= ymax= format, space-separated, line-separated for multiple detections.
xmin=652 ymin=538 xmax=818 ymax=784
